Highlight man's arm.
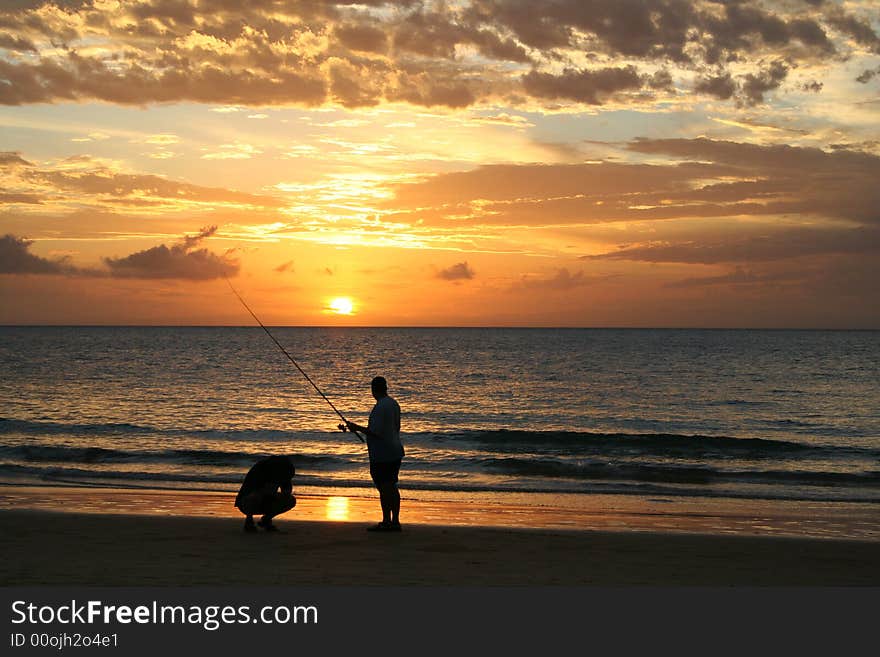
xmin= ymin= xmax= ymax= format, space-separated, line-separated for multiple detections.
xmin=345 ymin=420 xmax=378 ymax=439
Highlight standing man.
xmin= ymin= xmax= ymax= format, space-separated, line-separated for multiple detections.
xmin=346 ymin=376 xmax=403 ymax=532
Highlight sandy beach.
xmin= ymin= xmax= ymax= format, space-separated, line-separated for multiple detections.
xmin=2 ymin=486 xmax=878 ymax=586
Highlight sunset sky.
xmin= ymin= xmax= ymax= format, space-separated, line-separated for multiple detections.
xmin=1 ymin=0 xmax=878 ymax=327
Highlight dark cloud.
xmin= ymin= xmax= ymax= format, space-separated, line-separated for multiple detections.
xmin=393 ymin=11 xmax=463 ymax=59
xmin=626 ymin=137 xmax=880 ymax=176
xmin=666 ymin=266 xmax=800 ymax=288
xmin=0 ymin=0 xmax=854 ymax=109
xmin=695 ymin=62 xmax=805 ymax=105
xmin=522 ymin=66 xmax=644 ymax=104
xmin=856 ymin=66 xmax=880 ymax=84
xmin=179 ymin=225 xmax=217 ymax=250
xmin=103 ymin=226 xmax=239 ymax=279
xmin=0 ymin=234 xmax=72 ymax=274
xmin=467 ymin=3 xmax=570 ymax=50
xmin=739 ymin=60 xmax=788 ymax=106
xmin=437 ymin=261 xmax=475 ymax=281
xmin=478 ymin=0 xmax=834 ymax=63
xmin=0 ymin=191 xmax=41 ymax=204
xmin=392 ymin=9 xmax=531 ymax=63
xmin=647 ymin=69 xmax=674 ymax=90
xmin=334 ymin=23 xmax=388 ymax=53
xmin=694 ymin=72 xmax=737 ymax=99
xmin=0 ymin=151 xmax=33 ymax=167
xmin=0 ymin=55 xmax=329 ymax=106
xmin=808 ymin=253 xmax=880 ymax=300
xmin=0 ymin=226 xmax=239 ymax=280
xmin=788 ymin=18 xmax=834 ymax=50
xmin=587 ymin=227 xmax=880 ymax=265
xmin=467 ymin=27 xmax=531 ymax=64
xmin=0 ymin=32 xmax=36 ymax=51
xmin=826 ymin=9 xmax=880 ymax=53
xmin=702 ymin=3 xmax=833 ymax=56
xmin=388 ymin=72 xmax=476 ymax=108
xmin=517 ymin=268 xmax=593 ymax=290
xmin=328 ymin=59 xmax=385 ymax=107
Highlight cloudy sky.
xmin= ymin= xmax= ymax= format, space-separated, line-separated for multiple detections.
xmin=1 ymin=0 xmax=878 ymax=327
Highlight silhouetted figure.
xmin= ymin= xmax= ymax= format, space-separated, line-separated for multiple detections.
xmin=346 ymin=376 xmax=403 ymax=532
xmin=234 ymin=455 xmax=296 ymax=532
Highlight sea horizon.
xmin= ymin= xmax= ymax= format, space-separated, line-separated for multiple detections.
xmin=3 ymin=324 xmax=879 ymax=330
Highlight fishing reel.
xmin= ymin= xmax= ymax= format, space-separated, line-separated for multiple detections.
xmin=338 ymin=422 xmax=365 ymax=443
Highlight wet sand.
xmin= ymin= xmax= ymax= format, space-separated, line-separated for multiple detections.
xmin=2 ymin=484 xmax=879 ymax=538
xmin=1 ymin=486 xmax=878 ymax=586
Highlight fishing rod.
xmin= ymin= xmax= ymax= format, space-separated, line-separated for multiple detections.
xmin=224 ymin=276 xmax=364 ymax=443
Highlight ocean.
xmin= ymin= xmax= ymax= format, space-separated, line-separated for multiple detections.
xmin=1 ymin=327 xmax=878 ymax=505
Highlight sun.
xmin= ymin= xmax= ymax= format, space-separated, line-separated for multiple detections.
xmin=327 ymin=296 xmax=355 ymax=315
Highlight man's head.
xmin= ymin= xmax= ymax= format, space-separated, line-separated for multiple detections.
xmin=371 ymin=375 xmax=388 ymax=399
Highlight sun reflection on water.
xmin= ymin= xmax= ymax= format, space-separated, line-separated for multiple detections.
xmin=325 ymin=496 xmax=350 ymax=521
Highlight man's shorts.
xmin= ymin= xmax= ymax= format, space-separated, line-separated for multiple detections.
xmin=370 ymin=459 xmax=402 ymax=487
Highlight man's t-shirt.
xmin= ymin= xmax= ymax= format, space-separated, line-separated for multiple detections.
xmin=366 ymin=395 xmax=403 ymax=463
xmin=235 ymin=455 xmax=294 ymax=507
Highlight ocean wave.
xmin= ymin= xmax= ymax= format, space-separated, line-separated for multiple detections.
xmin=483 ymin=456 xmax=880 ymax=488
xmin=436 ymin=429 xmax=879 ymax=458
xmin=0 ymin=418 xmax=317 ymax=443
xmin=1 ymin=463 xmax=877 ymax=505
xmin=0 ymin=462 xmax=339 ymax=486
xmin=0 ymin=444 xmax=341 ymax=467
xmin=0 ymin=462 xmax=245 ymax=485
xmin=4 ymin=417 xmax=877 ymax=459
xmin=0 ymin=418 xmax=155 ymax=436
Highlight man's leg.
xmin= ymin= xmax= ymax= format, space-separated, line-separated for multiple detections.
xmin=369 ymin=461 xmax=401 ymax=530
xmin=370 ymin=462 xmax=387 ymax=524
xmin=238 ymin=494 xmax=262 ymax=533
xmin=258 ymin=494 xmax=296 ymax=529
xmin=383 ymin=483 xmax=400 ymax=526
xmin=378 ymin=483 xmax=393 ymax=524
xmin=386 ymin=459 xmax=401 ymax=526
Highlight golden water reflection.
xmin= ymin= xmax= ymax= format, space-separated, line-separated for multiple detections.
xmin=325 ymin=496 xmax=350 ymax=521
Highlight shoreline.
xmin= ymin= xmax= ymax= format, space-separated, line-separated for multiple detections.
xmin=2 ymin=509 xmax=879 ymax=586
xmin=1 ymin=483 xmax=878 ymax=541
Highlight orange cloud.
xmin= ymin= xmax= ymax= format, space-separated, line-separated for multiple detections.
xmin=379 ymin=138 xmax=880 ymax=231
xmin=0 ymin=153 xmax=286 ymax=217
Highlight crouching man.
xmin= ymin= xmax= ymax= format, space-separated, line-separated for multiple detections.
xmin=234 ymin=455 xmax=296 ymax=532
